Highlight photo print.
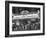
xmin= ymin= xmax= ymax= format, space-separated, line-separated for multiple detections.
xmin=12 ymin=7 xmax=40 ymax=31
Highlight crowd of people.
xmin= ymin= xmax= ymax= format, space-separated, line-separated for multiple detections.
xmin=12 ymin=18 xmax=40 ymax=31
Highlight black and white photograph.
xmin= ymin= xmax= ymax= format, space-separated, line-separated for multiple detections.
xmin=12 ymin=7 xmax=40 ymax=31
xmin=5 ymin=1 xmax=45 ymax=37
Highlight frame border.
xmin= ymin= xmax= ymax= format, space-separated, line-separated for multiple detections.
xmin=5 ymin=1 xmax=45 ymax=37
